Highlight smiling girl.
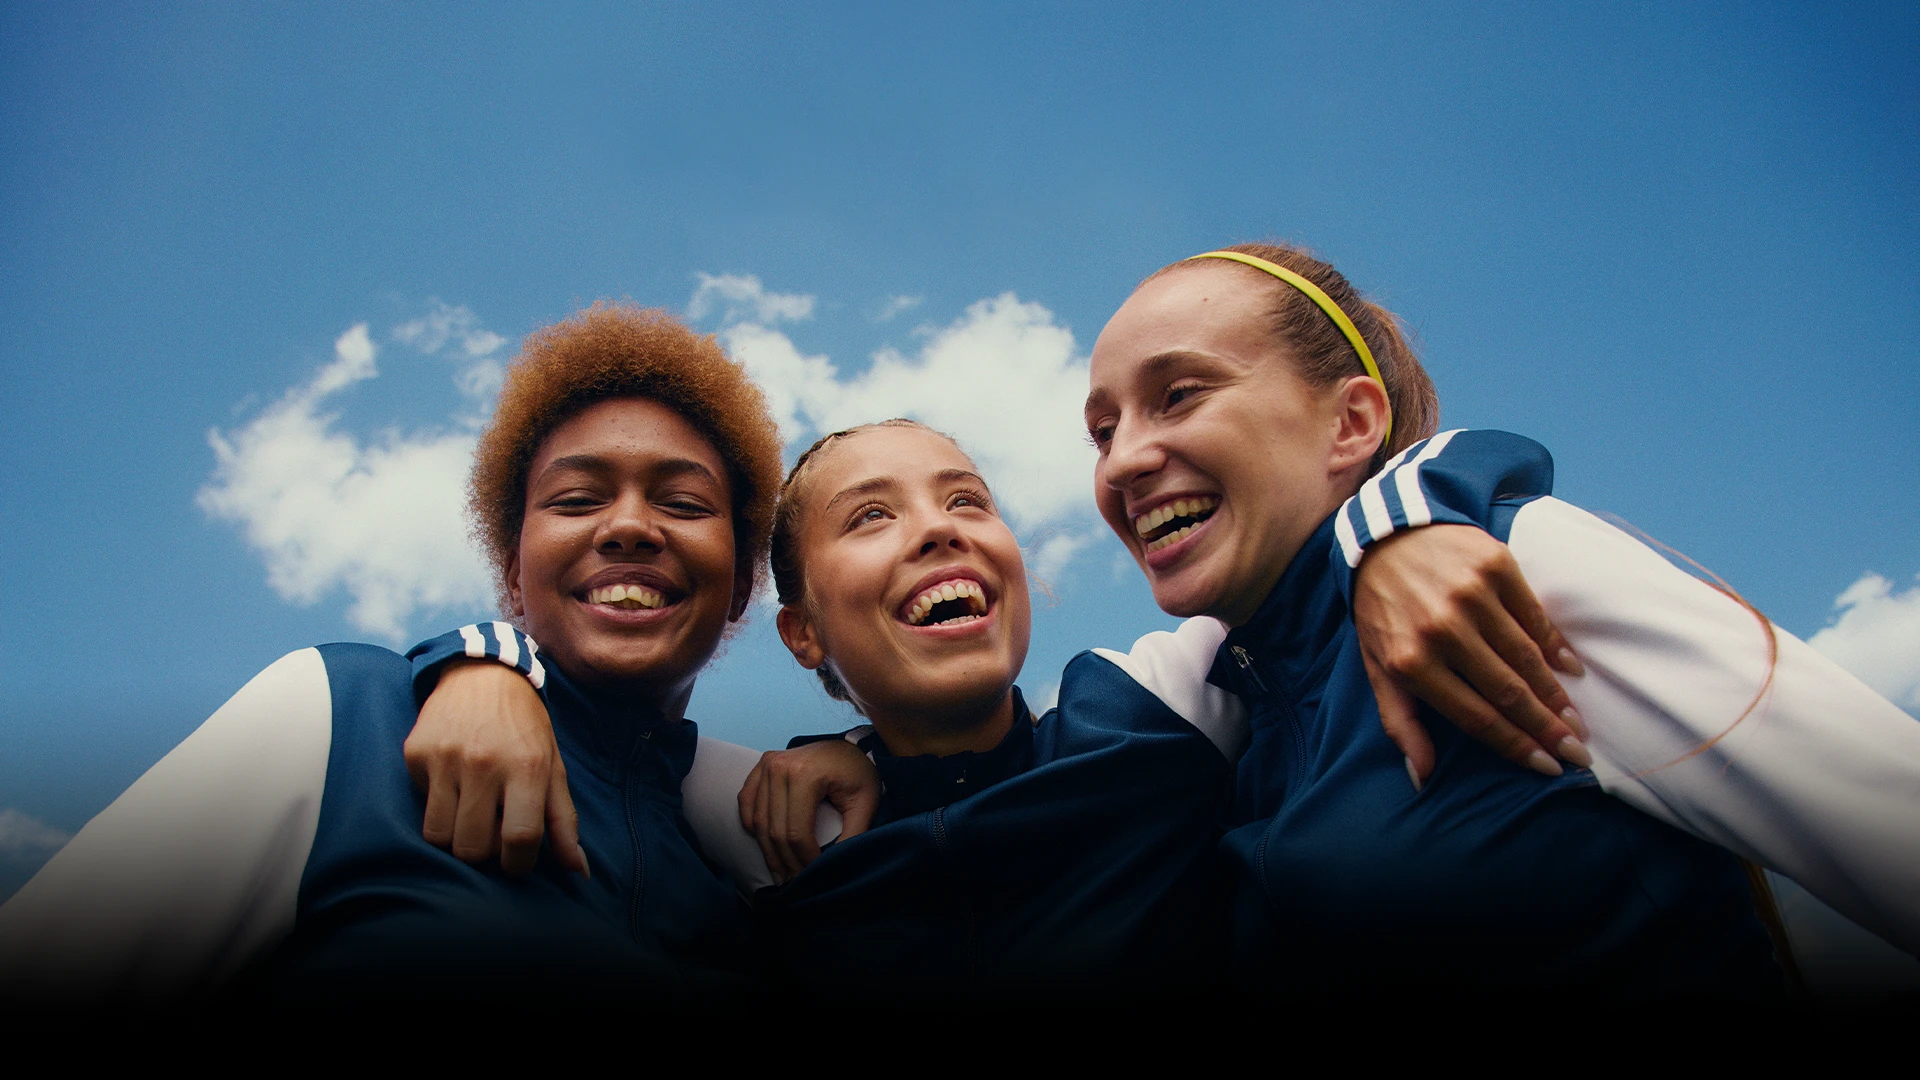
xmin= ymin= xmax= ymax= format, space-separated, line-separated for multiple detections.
xmin=0 ymin=305 xmax=790 ymax=998
xmin=739 ymin=418 xmax=1242 ymax=984
xmin=1084 ymin=242 xmax=1920 ymax=987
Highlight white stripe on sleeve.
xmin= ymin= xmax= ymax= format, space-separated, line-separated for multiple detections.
xmin=1335 ymin=502 xmax=1364 ymax=569
xmin=1357 ymin=474 xmax=1394 ymax=546
xmin=523 ymin=634 xmax=547 ymax=690
xmin=459 ymin=624 xmax=487 ymax=658
xmin=491 ymin=620 xmax=520 ymax=669
xmin=0 ymin=648 xmax=334 ymax=996
xmin=1394 ymin=428 xmax=1459 ymax=528
xmin=1507 ymin=497 xmax=1920 ymax=956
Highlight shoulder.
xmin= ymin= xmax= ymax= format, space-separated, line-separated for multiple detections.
xmin=1083 ymin=618 xmax=1248 ymax=762
xmin=310 ymin=642 xmax=417 ymax=728
xmin=313 ymin=641 xmax=413 ymax=683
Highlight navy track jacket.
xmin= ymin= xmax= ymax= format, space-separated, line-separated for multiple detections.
xmin=754 ymin=659 xmax=1236 ymax=989
xmin=270 ymin=635 xmax=751 ymax=998
xmin=1211 ymin=430 xmax=1782 ymax=996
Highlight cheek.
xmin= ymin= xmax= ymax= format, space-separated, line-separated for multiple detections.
xmin=685 ymin=524 xmax=740 ymax=591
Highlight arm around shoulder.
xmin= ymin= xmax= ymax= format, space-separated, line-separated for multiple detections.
xmin=1506 ymin=497 xmax=1920 ymax=955
xmin=0 ymin=648 xmax=334 ymax=997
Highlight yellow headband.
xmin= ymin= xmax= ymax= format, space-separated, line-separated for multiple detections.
xmin=1186 ymin=250 xmax=1393 ymax=448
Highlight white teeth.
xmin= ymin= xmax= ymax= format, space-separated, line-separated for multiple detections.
xmin=587 ymin=583 xmax=665 ymax=608
xmin=1132 ymin=496 xmax=1219 ymax=540
xmin=905 ymin=578 xmax=989 ymax=626
xmin=1145 ymin=524 xmax=1196 ymax=554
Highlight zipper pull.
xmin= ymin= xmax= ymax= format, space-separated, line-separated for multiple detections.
xmin=1231 ymin=645 xmax=1272 ymax=695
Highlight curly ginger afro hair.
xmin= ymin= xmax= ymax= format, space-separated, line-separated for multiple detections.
xmin=470 ymin=303 xmax=785 ymax=615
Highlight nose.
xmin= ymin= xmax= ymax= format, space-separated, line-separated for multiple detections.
xmin=913 ymin=506 xmax=968 ymax=558
xmin=1099 ymin=415 xmax=1167 ymax=494
xmin=596 ymin=492 xmax=665 ymax=554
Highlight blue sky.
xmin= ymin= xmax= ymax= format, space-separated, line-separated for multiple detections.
xmin=2 ymin=3 xmax=1916 ymax=975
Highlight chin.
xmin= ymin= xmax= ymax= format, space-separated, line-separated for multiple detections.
xmin=1146 ymin=569 xmax=1225 ymax=620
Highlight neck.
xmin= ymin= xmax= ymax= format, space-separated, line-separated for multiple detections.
xmin=554 ymin=663 xmax=695 ymax=725
xmin=866 ymin=686 xmax=1018 ymax=758
xmin=1215 ymin=470 xmax=1369 ymax=628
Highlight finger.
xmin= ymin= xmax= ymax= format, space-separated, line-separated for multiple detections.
xmin=402 ymin=733 xmax=434 ymax=793
xmin=750 ymin=759 xmax=785 ymax=883
xmin=1439 ymin=609 xmax=1589 ymax=769
xmin=546 ymin=758 xmax=588 ymax=878
xmin=421 ymin=766 xmax=459 ymax=849
xmin=738 ymin=762 xmax=763 ymax=838
xmin=450 ymin=772 xmax=504 ymax=864
xmin=1485 ymin=567 xmax=1586 ymax=728
xmin=1489 ymin=568 xmax=1586 ymax=680
xmin=767 ymin=770 xmax=798 ymax=882
xmin=832 ymin=782 xmax=878 ymax=839
xmin=499 ymin=764 xmax=547 ymax=876
xmin=1542 ymin=622 xmax=1585 ymax=679
xmin=1364 ymin=647 xmax=1435 ymax=789
xmin=1467 ymin=597 xmax=1586 ymax=750
xmin=785 ymin=774 xmax=825 ymax=870
xmin=1484 ymin=557 xmax=1587 ymax=724
xmin=1408 ymin=660 xmax=1564 ymax=778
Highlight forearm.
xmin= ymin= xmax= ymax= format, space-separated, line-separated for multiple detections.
xmin=1509 ymin=497 xmax=1920 ymax=955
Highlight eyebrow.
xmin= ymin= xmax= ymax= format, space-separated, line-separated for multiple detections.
xmin=1084 ymin=351 xmax=1220 ymax=414
xmin=823 ymin=476 xmax=898 ymax=514
xmin=537 ymin=454 xmax=722 ymax=486
xmin=822 ymin=469 xmax=989 ymax=514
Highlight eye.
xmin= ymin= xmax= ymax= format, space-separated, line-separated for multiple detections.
xmin=545 ymin=491 xmax=604 ymax=513
xmin=660 ymin=496 xmax=717 ymax=518
xmin=950 ymin=488 xmax=992 ymax=512
xmin=847 ymin=503 xmax=892 ymax=530
xmin=1164 ymin=380 xmax=1204 ymax=408
xmin=1085 ymin=422 xmax=1115 ymax=449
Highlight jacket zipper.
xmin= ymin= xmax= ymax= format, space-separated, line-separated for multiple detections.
xmin=1231 ymin=645 xmax=1272 ymax=695
xmin=931 ymin=808 xmax=978 ymax=975
xmin=623 ymin=729 xmax=653 ymax=940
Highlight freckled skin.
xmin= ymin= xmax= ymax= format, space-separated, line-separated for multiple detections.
xmin=777 ymin=427 xmax=1032 ymax=757
xmin=508 ymin=398 xmax=750 ymax=704
xmin=1085 ymin=265 xmax=1383 ymax=628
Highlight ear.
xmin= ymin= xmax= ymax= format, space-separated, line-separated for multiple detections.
xmin=728 ymin=563 xmax=753 ymax=623
xmin=775 ymin=604 xmax=826 ymax=671
xmin=504 ymin=548 xmax=526 ymax=618
xmin=1328 ymin=374 xmax=1392 ymax=475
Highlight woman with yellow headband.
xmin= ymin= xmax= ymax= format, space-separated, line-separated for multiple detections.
xmin=1084 ymin=241 xmax=1919 ymax=992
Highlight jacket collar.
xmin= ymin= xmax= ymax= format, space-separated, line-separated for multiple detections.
xmin=541 ymin=661 xmax=698 ymax=784
xmin=1208 ymin=513 xmax=1352 ymax=702
xmin=867 ymin=687 xmax=1036 ymax=821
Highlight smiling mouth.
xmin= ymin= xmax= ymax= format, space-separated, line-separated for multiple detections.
xmin=902 ymin=579 xmax=990 ymax=627
xmin=1134 ymin=496 xmax=1219 ymax=553
xmin=585 ymin=583 xmax=669 ymax=610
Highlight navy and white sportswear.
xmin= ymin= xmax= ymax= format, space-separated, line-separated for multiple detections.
xmin=1213 ymin=429 xmax=1920 ymax=989
xmin=0 ymin=628 xmax=755 ymax=998
xmin=754 ymin=640 xmax=1243 ymax=987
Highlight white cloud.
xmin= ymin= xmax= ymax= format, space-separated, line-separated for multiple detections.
xmin=1808 ymin=572 xmax=1920 ymax=711
xmin=719 ymin=322 xmax=842 ymax=445
xmin=719 ymin=291 xmax=1098 ymax=530
xmin=393 ymin=302 xmax=508 ymax=401
xmin=199 ymin=323 xmax=494 ymax=641
xmin=1029 ymin=531 xmax=1095 ymax=585
xmin=0 ymin=809 xmax=71 ymax=856
xmin=394 ymin=302 xmax=506 ymax=359
xmin=688 ymin=273 xmax=815 ymax=326
xmin=875 ymin=294 xmax=923 ymax=322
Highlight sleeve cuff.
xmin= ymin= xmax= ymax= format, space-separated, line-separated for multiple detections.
xmin=404 ymin=621 xmax=547 ymax=707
